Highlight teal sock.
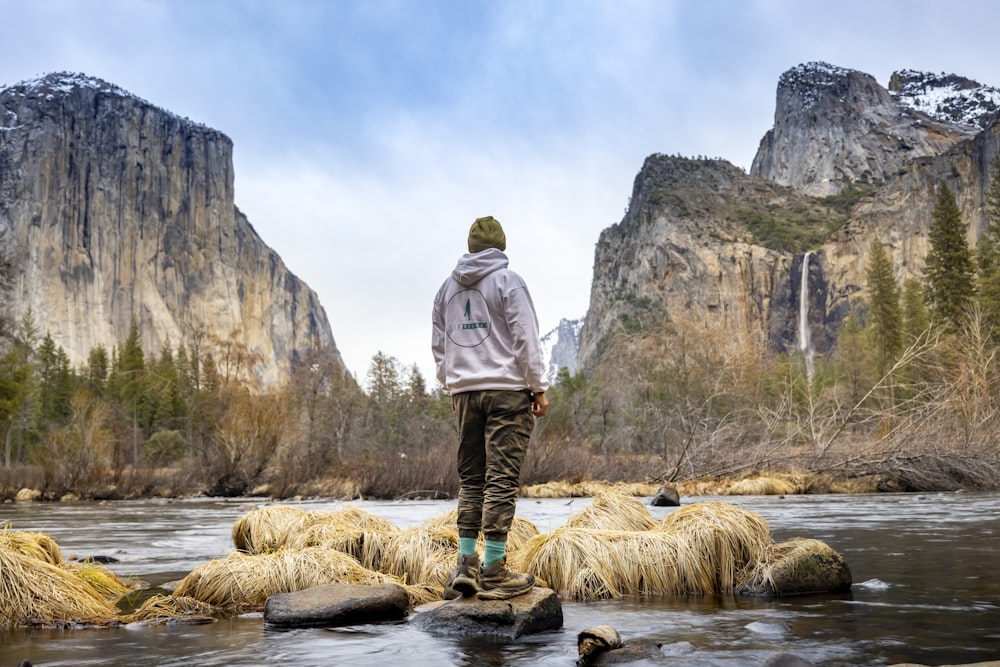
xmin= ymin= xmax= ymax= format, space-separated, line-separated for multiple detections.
xmin=459 ymin=537 xmax=478 ymax=557
xmin=483 ymin=539 xmax=506 ymax=567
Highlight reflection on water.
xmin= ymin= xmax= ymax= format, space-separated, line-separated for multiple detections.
xmin=1 ymin=492 xmax=999 ymax=666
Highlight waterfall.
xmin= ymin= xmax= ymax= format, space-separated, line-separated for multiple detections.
xmin=798 ymin=251 xmax=815 ymax=381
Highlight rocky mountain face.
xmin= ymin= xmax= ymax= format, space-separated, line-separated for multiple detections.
xmin=751 ymin=62 xmax=980 ymax=197
xmin=579 ymin=62 xmax=1000 ymax=375
xmin=889 ymin=69 xmax=1000 ymax=129
xmin=0 ymin=73 xmax=339 ymax=385
xmin=578 ymin=156 xmax=801 ymax=369
xmin=541 ymin=317 xmax=583 ymax=384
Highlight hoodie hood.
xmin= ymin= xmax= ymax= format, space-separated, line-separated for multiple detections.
xmin=452 ymin=248 xmax=509 ymax=286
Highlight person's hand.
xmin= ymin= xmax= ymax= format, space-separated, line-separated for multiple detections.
xmin=532 ymin=392 xmax=549 ymax=417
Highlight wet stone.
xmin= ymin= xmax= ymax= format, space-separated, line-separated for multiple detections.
xmin=413 ymin=587 xmax=563 ymax=639
xmin=740 ymin=538 xmax=852 ymax=597
xmin=264 ymin=582 xmax=409 ymax=629
xmin=581 ymin=638 xmax=666 ymax=665
xmin=649 ymin=485 xmax=680 ymax=507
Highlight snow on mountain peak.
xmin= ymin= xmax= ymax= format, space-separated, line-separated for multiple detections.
xmin=889 ymin=69 xmax=1000 ymax=129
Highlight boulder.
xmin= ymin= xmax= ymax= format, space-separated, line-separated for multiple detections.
xmin=413 ymin=587 xmax=562 ymax=639
xmin=580 ymin=638 xmax=665 ymax=665
xmin=263 ymin=582 xmax=409 ymax=629
xmin=578 ymin=625 xmax=622 ymax=663
xmin=739 ymin=538 xmax=852 ymax=597
xmin=649 ymin=485 xmax=680 ymax=507
xmin=15 ymin=488 xmax=41 ymax=502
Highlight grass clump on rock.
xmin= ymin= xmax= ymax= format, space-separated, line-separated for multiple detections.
xmin=0 ymin=537 xmax=121 ymax=627
xmin=512 ymin=496 xmax=774 ymax=600
xmin=657 ymin=501 xmax=771 ymax=593
xmin=127 ymin=594 xmax=215 ymax=624
xmin=173 ymin=546 xmax=402 ymax=609
xmin=563 ymin=491 xmax=658 ymax=532
xmin=231 ymin=506 xmax=324 ymax=554
xmin=283 ymin=506 xmax=400 ymax=570
xmin=0 ymin=529 xmax=64 ymax=565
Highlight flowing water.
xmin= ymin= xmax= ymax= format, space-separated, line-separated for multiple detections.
xmin=798 ymin=250 xmax=815 ymax=382
xmin=1 ymin=492 xmax=998 ymax=666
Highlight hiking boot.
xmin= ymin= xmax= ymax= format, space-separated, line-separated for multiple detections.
xmin=442 ymin=553 xmax=480 ymax=599
xmin=477 ymin=557 xmax=535 ymax=600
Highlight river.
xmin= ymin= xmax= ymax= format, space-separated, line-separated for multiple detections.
xmin=1 ymin=491 xmax=998 ymax=666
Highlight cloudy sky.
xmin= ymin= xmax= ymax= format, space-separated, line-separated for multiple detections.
xmin=3 ymin=0 xmax=1000 ymax=387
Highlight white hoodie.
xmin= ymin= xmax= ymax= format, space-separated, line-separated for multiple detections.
xmin=432 ymin=248 xmax=549 ymax=395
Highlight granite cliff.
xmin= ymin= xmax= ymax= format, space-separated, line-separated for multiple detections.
xmin=541 ymin=318 xmax=583 ymax=384
xmin=751 ymin=62 xmax=981 ymax=197
xmin=0 ymin=73 xmax=339 ymax=385
xmin=579 ymin=62 xmax=1000 ymax=375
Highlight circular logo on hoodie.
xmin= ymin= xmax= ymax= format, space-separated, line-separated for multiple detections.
xmin=445 ymin=289 xmax=491 ymax=347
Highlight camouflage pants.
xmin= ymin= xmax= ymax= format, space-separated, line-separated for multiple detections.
xmin=453 ymin=390 xmax=535 ymax=543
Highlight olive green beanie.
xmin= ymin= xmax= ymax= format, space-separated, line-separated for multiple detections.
xmin=468 ymin=215 xmax=507 ymax=253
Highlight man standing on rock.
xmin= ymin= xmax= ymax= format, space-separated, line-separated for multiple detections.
xmin=432 ymin=215 xmax=549 ymax=600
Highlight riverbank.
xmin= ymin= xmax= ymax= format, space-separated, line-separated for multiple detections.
xmin=3 ymin=463 xmax=996 ymax=505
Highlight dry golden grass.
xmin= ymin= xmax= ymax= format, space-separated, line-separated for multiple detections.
xmin=62 ymin=561 xmax=132 ymax=599
xmin=657 ymin=501 xmax=771 ymax=593
xmin=320 ymin=506 xmax=400 ymax=534
xmin=675 ymin=472 xmax=883 ymax=497
xmin=289 ymin=525 xmax=396 ymax=572
xmin=126 ymin=594 xmax=215 ymax=624
xmin=510 ymin=493 xmax=778 ymax=600
xmin=228 ymin=504 xmax=546 ymax=604
xmin=0 ymin=546 xmax=120 ymax=627
xmin=418 ymin=509 xmax=540 ymax=553
xmin=231 ymin=506 xmax=323 ymax=554
xmin=726 ymin=475 xmax=804 ymax=496
xmin=281 ymin=506 xmax=400 ymax=570
xmin=296 ymin=477 xmax=363 ymax=500
xmin=400 ymin=583 xmax=444 ymax=606
xmin=674 ymin=479 xmax=726 ymax=496
xmin=563 ymin=491 xmax=657 ymax=532
xmin=0 ymin=530 xmax=63 ymax=565
xmin=416 ymin=510 xmax=457 ymax=532
xmin=524 ymin=473 xmax=878 ymax=499
xmin=613 ymin=531 xmax=717 ymax=596
xmin=522 ymin=480 xmax=659 ymax=498
xmin=173 ymin=547 xmax=401 ymax=609
xmin=607 ymin=481 xmax=661 ymax=496
xmin=522 ymin=480 xmax=581 ymax=498
xmin=233 ymin=504 xmax=403 ymax=565
xmin=507 ymin=516 xmax=541 ymax=550
xmin=511 ymin=518 xmax=756 ymax=600
xmin=509 ymin=528 xmax=629 ymax=600
xmin=377 ymin=525 xmax=457 ymax=590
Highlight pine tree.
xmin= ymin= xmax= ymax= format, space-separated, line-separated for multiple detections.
xmin=976 ymin=153 xmax=1000 ymax=338
xmin=37 ymin=333 xmax=74 ymax=423
xmin=365 ymin=351 xmax=404 ymax=452
xmin=901 ymin=278 xmax=931 ymax=343
xmin=924 ymin=183 xmax=975 ymax=329
xmin=832 ymin=311 xmax=872 ymax=408
xmin=5 ymin=312 xmax=40 ymax=464
xmin=865 ymin=240 xmax=903 ymax=377
xmin=109 ymin=315 xmax=148 ymax=462
xmin=0 ymin=347 xmax=31 ymax=465
xmin=84 ymin=344 xmax=110 ymax=393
